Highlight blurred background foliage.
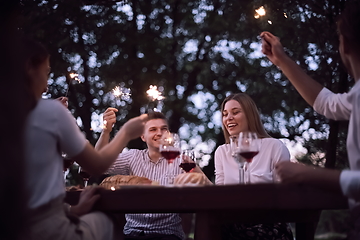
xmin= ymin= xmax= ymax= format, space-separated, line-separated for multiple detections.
xmin=19 ymin=0 xmax=352 ymax=176
xmin=18 ymin=0 xmax=353 ymax=237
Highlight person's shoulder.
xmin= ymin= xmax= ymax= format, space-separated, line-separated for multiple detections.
xmin=261 ymin=138 xmax=286 ymax=147
xmin=120 ymin=148 xmax=147 ymax=158
xmin=37 ymin=98 xmax=67 ymax=112
xmin=215 ymin=143 xmax=229 ymax=153
xmin=31 ymin=99 xmax=66 ymax=118
xmin=349 ymin=80 xmax=360 ymax=97
xmin=39 ymin=98 xmax=63 ymax=107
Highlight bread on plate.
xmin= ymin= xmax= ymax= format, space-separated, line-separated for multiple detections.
xmin=100 ymin=175 xmax=157 ymax=190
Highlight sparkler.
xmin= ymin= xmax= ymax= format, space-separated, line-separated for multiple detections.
xmin=145 ymin=85 xmax=164 ymax=113
xmin=101 ymin=85 xmax=131 ymax=129
xmin=69 ymin=73 xmax=81 ymax=83
xmin=255 ymin=6 xmax=288 ymax=26
xmin=65 ymin=72 xmax=81 ymax=97
xmin=111 ymin=86 xmax=131 ymax=101
xmin=254 ymin=6 xmax=266 ymax=19
xmin=146 ymin=85 xmax=164 ymax=101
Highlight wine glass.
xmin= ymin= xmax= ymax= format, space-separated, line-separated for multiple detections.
xmin=159 ymin=132 xmax=181 ymax=184
xmin=78 ymin=166 xmax=91 ymax=188
xmin=62 ymin=153 xmax=74 ymax=182
xmin=238 ymin=131 xmax=260 ymax=184
xmin=179 ymin=150 xmax=196 ymax=173
xmin=230 ymin=135 xmax=246 ymax=184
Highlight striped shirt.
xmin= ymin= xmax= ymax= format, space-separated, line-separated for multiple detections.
xmin=106 ymin=149 xmax=185 ymax=239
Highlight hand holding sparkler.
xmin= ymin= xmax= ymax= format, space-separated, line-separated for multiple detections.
xmin=260 ymin=31 xmax=287 ymax=67
xmin=102 ymin=107 xmax=118 ymax=132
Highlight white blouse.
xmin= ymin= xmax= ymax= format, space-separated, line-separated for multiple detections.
xmin=215 ymin=138 xmax=290 ymax=185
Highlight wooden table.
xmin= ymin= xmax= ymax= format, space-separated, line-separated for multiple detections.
xmin=65 ymin=183 xmax=348 ymax=240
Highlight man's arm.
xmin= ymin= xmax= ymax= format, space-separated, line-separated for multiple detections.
xmin=260 ymin=31 xmax=324 ymax=106
xmin=276 ymin=161 xmax=342 ymax=194
xmin=73 ymin=114 xmax=148 ymax=176
xmin=340 ymin=170 xmax=360 ymax=201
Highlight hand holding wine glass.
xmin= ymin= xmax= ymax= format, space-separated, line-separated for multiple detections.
xmin=62 ymin=153 xmax=74 ymax=183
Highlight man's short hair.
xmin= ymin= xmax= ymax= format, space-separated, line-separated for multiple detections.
xmin=147 ymin=111 xmax=167 ymax=123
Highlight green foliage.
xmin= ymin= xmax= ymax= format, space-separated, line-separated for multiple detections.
xmin=19 ymin=0 xmax=352 ymax=176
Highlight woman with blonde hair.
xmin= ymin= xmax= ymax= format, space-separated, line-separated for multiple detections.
xmin=215 ymin=93 xmax=293 ymax=239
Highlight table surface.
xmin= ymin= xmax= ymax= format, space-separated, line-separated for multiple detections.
xmin=66 ymin=183 xmax=348 ymax=212
xmin=65 ymin=183 xmax=348 ymax=240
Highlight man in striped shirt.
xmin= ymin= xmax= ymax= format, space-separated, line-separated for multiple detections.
xmin=96 ymin=109 xmax=186 ymax=240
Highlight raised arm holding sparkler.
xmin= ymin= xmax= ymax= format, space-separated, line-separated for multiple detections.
xmin=95 ymin=107 xmax=118 ymax=151
xmin=260 ymin=2 xmax=360 ymax=238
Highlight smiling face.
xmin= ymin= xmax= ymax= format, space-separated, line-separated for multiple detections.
xmin=222 ymin=99 xmax=249 ymax=137
xmin=141 ymin=118 xmax=169 ymax=151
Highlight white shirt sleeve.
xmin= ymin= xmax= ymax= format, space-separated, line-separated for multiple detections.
xmin=313 ymin=87 xmax=352 ymax=121
xmin=340 ymin=170 xmax=360 ymax=201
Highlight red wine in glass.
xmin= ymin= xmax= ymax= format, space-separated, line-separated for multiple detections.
xmin=239 ymin=151 xmax=259 ymax=163
xmin=179 ymin=162 xmax=196 ymax=172
xmin=161 ymin=150 xmax=180 ymax=163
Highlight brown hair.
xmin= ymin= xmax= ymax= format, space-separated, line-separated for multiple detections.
xmin=22 ymin=37 xmax=50 ymax=110
xmin=220 ymin=93 xmax=271 ymax=143
xmin=22 ymin=37 xmax=50 ymax=70
xmin=337 ymin=1 xmax=360 ymax=58
xmin=147 ymin=111 xmax=168 ymax=124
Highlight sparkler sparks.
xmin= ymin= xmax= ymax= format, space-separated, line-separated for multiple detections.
xmin=65 ymin=72 xmax=81 ymax=97
xmin=254 ymin=6 xmax=266 ymax=19
xmin=146 ymin=85 xmax=164 ymax=101
xmin=111 ymin=86 xmax=131 ymax=101
xmin=69 ymin=73 xmax=81 ymax=83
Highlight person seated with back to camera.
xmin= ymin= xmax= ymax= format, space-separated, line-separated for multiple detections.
xmin=22 ymin=36 xmax=148 ymax=240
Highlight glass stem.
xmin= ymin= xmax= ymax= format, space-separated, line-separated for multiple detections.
xmin=245 ymin=162 xmax=250 ymax=184
xmin=238 ymin=164 xmax=245 ymax=184
xmin=166 ymin=162 xmax=175 ymax=185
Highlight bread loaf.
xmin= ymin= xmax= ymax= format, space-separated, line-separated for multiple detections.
xmin=174 ymin=172 xmax=208 ymax=186
xmin=99 ymin=175 xmax=154 ymax=190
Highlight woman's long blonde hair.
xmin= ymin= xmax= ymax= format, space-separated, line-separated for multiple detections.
xmin=221 ymin=93 xmax=271 ymax=143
